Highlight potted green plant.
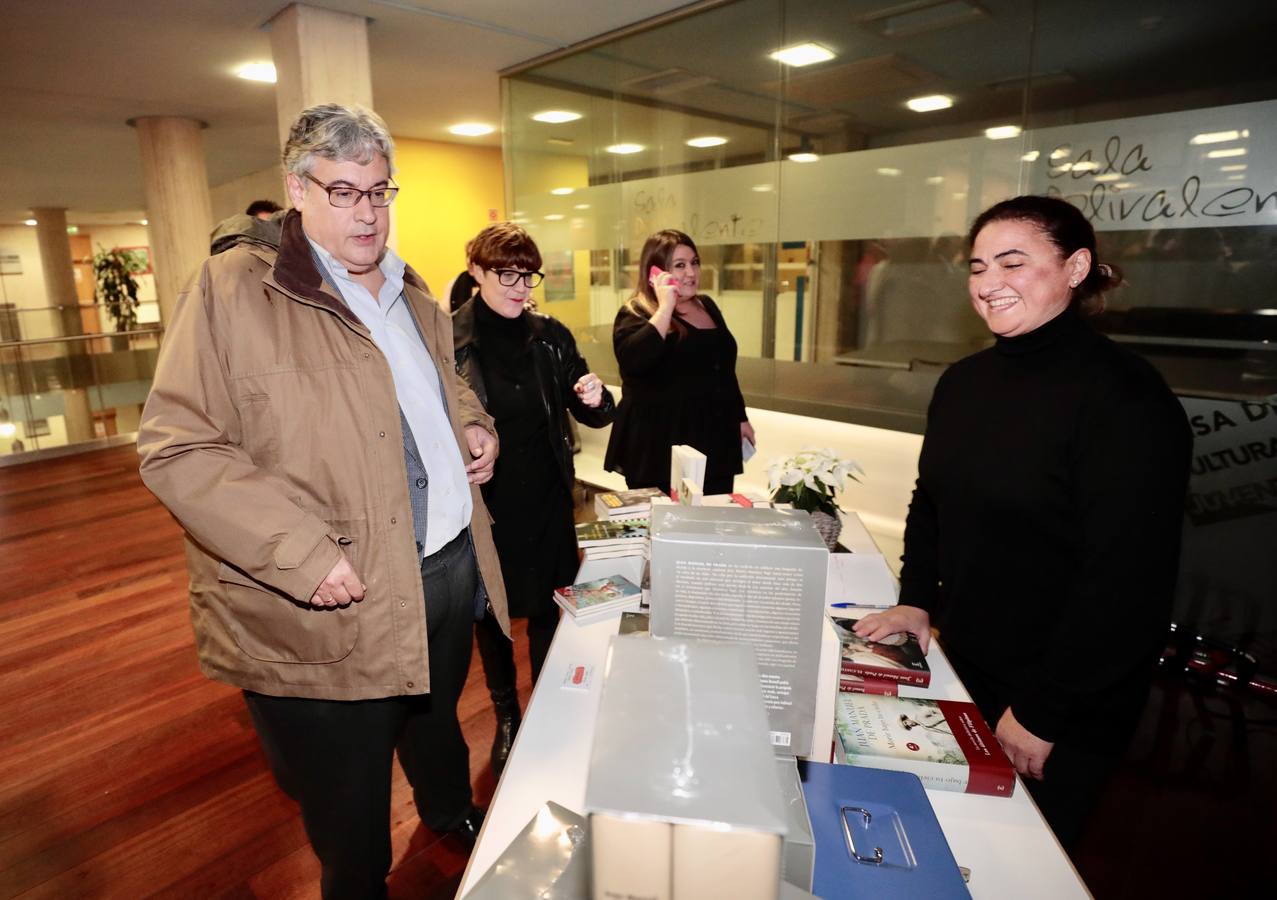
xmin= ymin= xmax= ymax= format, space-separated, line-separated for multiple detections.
xmin=92 ymin=246 xmax=146 ymax=346
xmin=767 ymin=447 xmax=863 ymax=549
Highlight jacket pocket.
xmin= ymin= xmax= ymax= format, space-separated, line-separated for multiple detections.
xmin=237 ymin=391 xmax=280 ymax=471
xmin=218 ymin=532 xmax=361 ymax=665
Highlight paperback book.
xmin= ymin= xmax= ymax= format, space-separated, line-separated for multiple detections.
xmin=553 ymin=574 xmax=642 ymax=622
xmin=834 ymin=694 xmax=1015 ymax=797
xmin=574 ymin=518 xmax=649 ymax=548
xmin=830 ymin=616 xmax=931 ymax=687
xmin=583 ymin=543 xmax=649 ymax=561
xmin=594 ymin=487 xmax=665 ymax=519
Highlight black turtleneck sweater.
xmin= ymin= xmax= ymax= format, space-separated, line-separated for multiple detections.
xmin=899 ymin=308 xmax=1191 ymax=749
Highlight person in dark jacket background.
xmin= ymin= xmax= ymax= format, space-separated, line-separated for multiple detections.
xmin=604 ymin=229 xmax=754 ymax=495
xmin=855 ymin=195 xmax=1191 ymax=848
xmin=453 ymin=222 xmax=614 ymax=773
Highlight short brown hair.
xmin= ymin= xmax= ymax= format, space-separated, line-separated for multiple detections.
xmin=466 ymin=222 xmax=542 ymax=271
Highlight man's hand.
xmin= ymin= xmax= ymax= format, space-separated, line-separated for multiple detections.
xmin=309 ymin=555 xmax=365 ymax=608
xmin=996 ymin=707 xmax=1054 ymax=780
xmin=852 ymin=605 xmax=932 ymax=654
xmin=464 ymin=424 xmax=498 ymax=484
xmin=740 ymin=420 xmax=756 ymax=447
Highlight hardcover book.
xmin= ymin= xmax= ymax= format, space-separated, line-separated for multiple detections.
xmin=464 ymin=801 xmax=588 ymax=899
xmin=833 ymin=694 xmax=1015 ymax=798
xmin=553 ymin=575 xmax=642 ymax=622
xmin=839 ymin=675 xmax=898 ymax=696
xmin=830 ymin=615 xmax=931 ymax=687
xmin=668 ymin=444 xmax=706 ymax=502
xmin=574 ymin=518 xmax=649 ymax=547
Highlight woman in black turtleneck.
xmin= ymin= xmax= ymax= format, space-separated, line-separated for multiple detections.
xmin=856 ymin=196 xmax=1190 ymax=847
xmin=452 ymin=223 xmax=615 ymax=773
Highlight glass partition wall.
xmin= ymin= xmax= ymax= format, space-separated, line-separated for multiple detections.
xmin=503 ymin=0 xmax=1277 ymax=432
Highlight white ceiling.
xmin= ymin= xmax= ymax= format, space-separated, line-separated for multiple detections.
xmin=0 ymin=0 xmax=695 ymax=224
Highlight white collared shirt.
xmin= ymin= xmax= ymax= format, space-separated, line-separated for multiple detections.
xmin=307 ymin=237 xmax=471 ymax=556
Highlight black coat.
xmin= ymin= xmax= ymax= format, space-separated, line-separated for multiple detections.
xmin=452 ymin=298 xmax=615 ymax=495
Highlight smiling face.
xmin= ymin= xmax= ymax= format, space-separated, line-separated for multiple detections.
xmin=286 ymin=154 xmax=390 ymax=275
xmin=668 ymin=244 xmax=701 ymax=301
xmin=967 ymin=218 xmax=1090 ymax=338
xmin=469 ymin=262 xmax=531 ymax=318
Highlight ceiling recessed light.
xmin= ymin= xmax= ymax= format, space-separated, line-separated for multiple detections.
xmin=788 ymin=152 xmax=820 ymax=163
xmin=550 ymin=187 xmax=575 ymax=195
xmin=905 ymin=94 xmax=953 ymax=113
xmin=769 ymin=42 xmax=836 ymax=67
xmin=1049 ymin=147 xmax=1070 ymax=160
xmin=686 ymin=136 xmax=728 ymax=148
xmin=1021 ymin=150 xmax=1040 ymax=162
xmin=1207 ymin=147 xmax=1246 ymax=158
xmin=448 ymin=122 xmax=495 ymax=137
xmin=1219 ymin=164 xmax=1247 ymax=172
xmin=751 ymin=184 xmax=774 ymax=192
xmin=1093 ymin=173 xmax=1121 ymax=182
xmin=532 ymin=110 xmax=582 ymax=124
xmin=1190 ymin=130 xmax=1246 ymax=145
xmin=544 ymin=214 xmax=564 ymax=221
xmin=235 ymin=62 xmax=277 ymax=83
xmin=139 ymin=219 xmax=149 ymax=226
xmin=876 ymin=167 xmax=901 ymax=177
xmin=1226 ymin=175 xmax=1245 ymax=181
xmin=606 ymin=143 xmax=644 ymax=155
xmin=1114 ymin=182 xmax=1135 ymax=189
xmin=573 ymin=203 xmax=590 ymax=210
xmin=984 ymin=125 xmax=1022 ymax=140
xmin=23 ymin=219 xmax=36 ymax=226
xmin=1071 ymin=161 xmax=1099 ymax=172
xmin=925 ymin=176 xmax=944 ymax=185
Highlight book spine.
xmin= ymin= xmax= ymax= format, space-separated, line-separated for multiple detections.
xmin=838 ymin=678 xmax=898 ymax=696
xmin=591 ymin=814 xmax=672 ymax=900
xmin=938 ymin=700 xmax=1016 ymax=797
xmin=839 ymin=661 xmax=930 ymax=687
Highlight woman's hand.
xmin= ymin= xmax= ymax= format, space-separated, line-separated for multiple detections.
xmin=740 ymin=420 xmax=756 ymax=446
xmin=648 ymin=267 xmax=679 ymax=338
xmin=852 ymin=605 xmax=932 ymax=654
xmin=996 ymin=707 xmax=1054 ymax=780
xmin=574 ymin=373 xmax=605 ymax=408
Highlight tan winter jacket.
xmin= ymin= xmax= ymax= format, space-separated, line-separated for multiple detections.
xmin=138 ymin=211 xmax=510 ymax=700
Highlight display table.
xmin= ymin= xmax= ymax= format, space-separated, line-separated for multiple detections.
xmin=457 ymin=551 xmax=1090 ymax=899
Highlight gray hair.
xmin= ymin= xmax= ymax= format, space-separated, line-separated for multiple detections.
xmin=281 ymin=103 xmax=395 ymax=177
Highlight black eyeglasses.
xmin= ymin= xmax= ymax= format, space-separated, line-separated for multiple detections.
xmin=304 ymin=173 xmax=399 ymax=208
xmin=491 ymin=268 xmax=545 ymax=288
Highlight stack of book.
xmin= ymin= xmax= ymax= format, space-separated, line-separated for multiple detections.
xmin=553 ymin=574 xmax=642 ymax=623
xmin=575 ymin=518 xmax=650 ymax=562
xmin=593 ymin=487 xmax=665 ymax=520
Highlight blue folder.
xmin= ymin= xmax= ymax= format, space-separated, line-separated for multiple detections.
xmin=799 ymin=761 xmax=970 ymax=899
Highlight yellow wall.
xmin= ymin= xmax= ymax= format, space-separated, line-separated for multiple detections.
xmin=393 ymin=138 xmax=504 ymax=302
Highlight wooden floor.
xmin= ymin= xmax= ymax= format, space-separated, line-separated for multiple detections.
xmin=0 ymin=445 xmax=529 ymax=899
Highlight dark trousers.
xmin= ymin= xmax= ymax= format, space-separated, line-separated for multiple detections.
xmin=244 ymin=530 xmax=478 ymax=900
xmin=476 ymin=605 xmax=558 ymax=690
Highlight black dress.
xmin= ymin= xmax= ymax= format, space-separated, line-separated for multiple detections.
xmin=898 ymin=307 xmax=1191 ymax=843
xmin=473 ymin=301 xmax=578 ymax=620
xmin=605 ymin=297 xmax=747 ymax=495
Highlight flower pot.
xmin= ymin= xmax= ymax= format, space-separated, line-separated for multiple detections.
xmin=810 ymin=509 xmax=841 ymax=551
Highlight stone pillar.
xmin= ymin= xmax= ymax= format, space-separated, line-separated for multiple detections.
xmin=269 ymin=4 xmax=373 ymax=148
xmin=32 ymin=207 xmax=95 ymax=445
xmin=32 ymin=207 xmax=81 ymax=338
xmin=131 ymin=116 xmax=214 ymax=327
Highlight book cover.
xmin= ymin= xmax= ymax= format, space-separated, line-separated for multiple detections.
xmin=833 ymin=694 xmax=1015 ymax=798
xmin=553 ymin=575 xmax=641 ymax=621
xmin=839 ymin=675 xmax=898 ymax=696
xmin=594 ymin=487 xmax=665 ymax=518
xmin=668 ymin=444 xmax=706 ymax=502
xmin=800 ymin=762 xmax=971 ymax=899
xmin=574 ymin=518 xmax=649 ymax=547
xmin=583 ymin=544 xmax=649 ymax=560
xmin=464 ymin=802 xmax=588 ymax=900
xmin=830 ymin=616 xmax=931 ymax=687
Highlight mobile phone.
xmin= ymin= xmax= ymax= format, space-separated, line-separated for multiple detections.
xmin=648 ymin=265 xmax=665 ymax=286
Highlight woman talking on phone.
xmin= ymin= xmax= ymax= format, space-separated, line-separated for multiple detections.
xmin=604 ymin=229 xmax=755 ymax=495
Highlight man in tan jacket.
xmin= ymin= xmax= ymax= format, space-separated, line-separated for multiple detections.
xmin=139 ymin=104 xmax=510 ymax=899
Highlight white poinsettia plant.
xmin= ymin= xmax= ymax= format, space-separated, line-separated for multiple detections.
xmin=766 ymin=447 xmax=863 ymax=516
